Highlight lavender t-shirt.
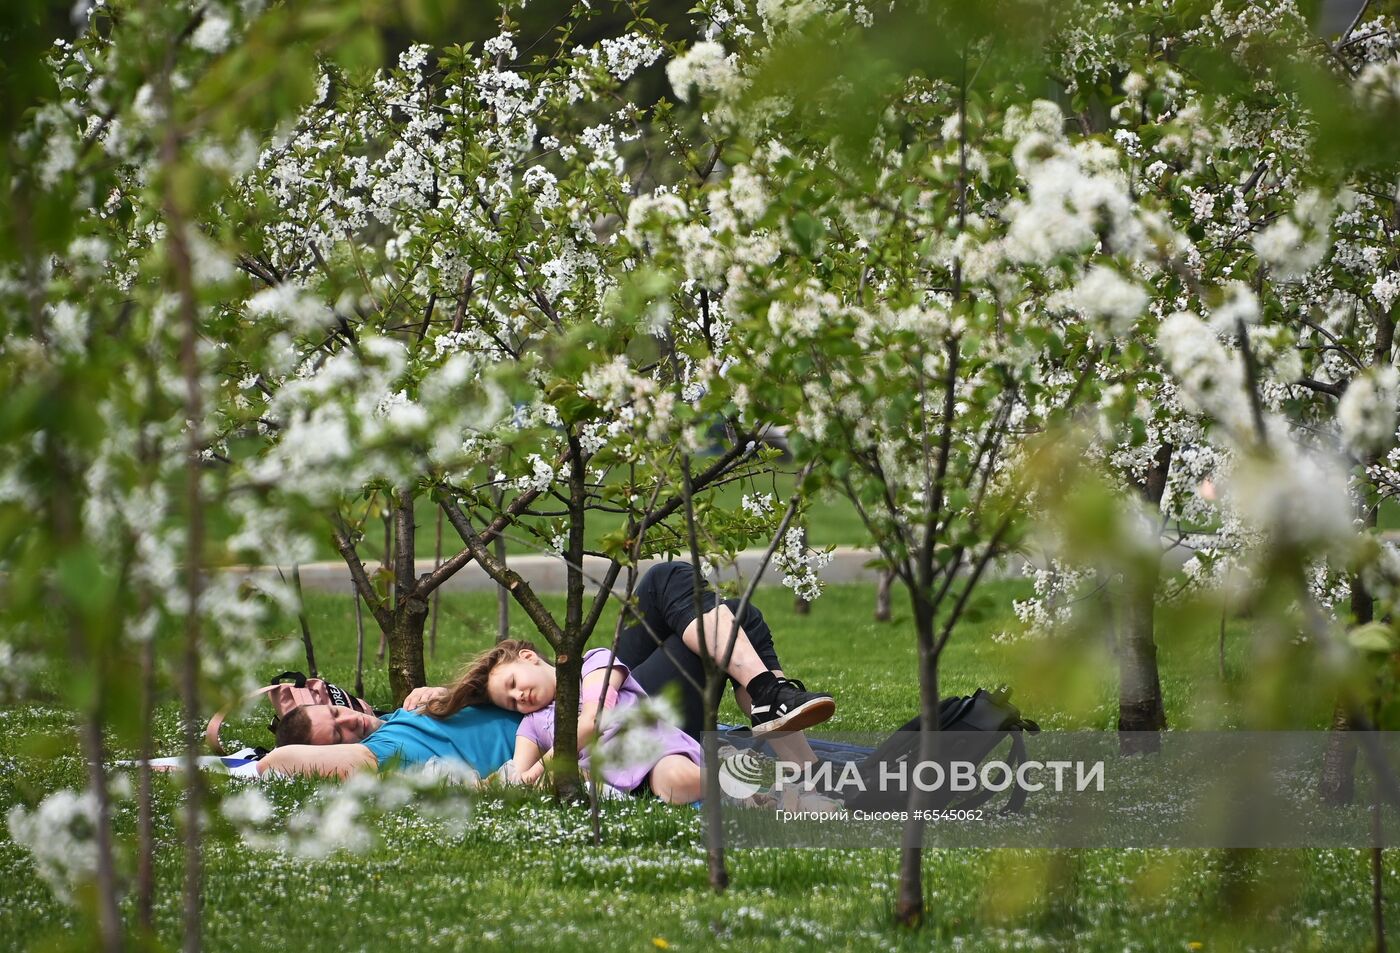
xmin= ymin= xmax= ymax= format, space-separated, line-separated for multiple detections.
xmin=517 ymin=647 xmax=703 ymax=793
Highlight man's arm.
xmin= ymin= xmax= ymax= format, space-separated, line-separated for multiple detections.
xmin=257 ymin=743 xmax=378 ymax=779
xmin=402 ymin=686 xmax=448 ymax=711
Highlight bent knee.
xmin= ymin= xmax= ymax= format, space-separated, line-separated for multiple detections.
xmin=649 ymin=755 xmax=703 ymax=804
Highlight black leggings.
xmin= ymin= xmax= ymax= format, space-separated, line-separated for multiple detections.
xmin=615 ymin=562 xmax=783 ymax=739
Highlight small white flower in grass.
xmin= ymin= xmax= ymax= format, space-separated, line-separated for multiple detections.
xmin=411 ymin=758 xmax=481 ymax=787
xmin=222 ymin=787 xmax=274 ymax=826
xmin=1338 ymin=367 xmax=1400 ymax=458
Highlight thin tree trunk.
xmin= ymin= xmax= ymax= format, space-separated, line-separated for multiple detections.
xmin=429 ymin=509 xmax=443 ymax=659
xmin=24 ymin=183 xmax=123 ymax=949
xmin=377 ymin=510 xmax=391 ymax=661
xmin=1117 ymin=561 xmax=1167 ymax=750
xmin=1218 ymin=569 xmax=1230 ymax=681
xmin=701 ymin=677 xmax=729 ymax=892
xmin=163 ymin=112 xmax=205 ymax=953
xmin=386 ymin=609 xmax=429 ymax=705
xmin=589 ymin=563 xmax=640 ymax=846
xmin=386 ymin=493 xmax=428 ymax=705
xmin=551 ymin=647 xmax=586 ymax=800
xmin=1319 ymin=702 xmax=1359 ymax=805
xmin=895 ymin=596 xmax=939 ymax=927
xmin=679 ymin=455 xmax=728 ymax=892
xmin=875 ymin=567 xmax=894 ymax=622
xmin=291 ymin=563 xmax=316 ymax=677
xmin=1374 ymin=772 xmax=1387 ymax=953
xmin=177 ymin=311 xmax=204 ymax=953
xmin=698 ymin=463 xmax=813 ymax=890
xmin=495 ymin=534 xmax=510 ymax=642
xmin=492 ymin=485 xmax=510 ymax=642
xmin=81 ymin=711 xmax=123 ymax=953
xmin=353 ymin=587 xmax=366 ymax=699
xmin=1319 ymin=508 xmax=1376 ymax=804
xmin=1044 ymin=849 xmax=1082 ymax=932
xmin=552 ymin=431 xmax=589 ymax=801
xmin=1118 ymin=444 xmax=1170 ymax=753
xmin=136 ymin=633 xmax=156 ymax=933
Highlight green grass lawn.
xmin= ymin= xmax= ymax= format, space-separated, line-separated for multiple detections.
xmin=0 ymin=579 xmax=1392 ymax=952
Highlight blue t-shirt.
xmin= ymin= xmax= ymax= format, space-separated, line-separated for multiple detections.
xmin=362 ymin=705 xmax=521 ymax=775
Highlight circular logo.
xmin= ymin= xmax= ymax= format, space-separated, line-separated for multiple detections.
xmin=717 ymin=750 xmax=766 ymax=799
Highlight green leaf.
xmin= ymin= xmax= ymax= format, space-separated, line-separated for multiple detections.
xmin=788 ymin=211 xmax=824 ymax=257
xmin=1348 ymin=622 xmax=1396 ymax=656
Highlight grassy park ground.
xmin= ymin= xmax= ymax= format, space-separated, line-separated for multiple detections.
xmin=1 ymin=578 xmax=1394 ymax=951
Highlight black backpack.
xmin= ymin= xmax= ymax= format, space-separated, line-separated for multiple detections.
xmin=841 ymin=686 xmax=1040 ymax=813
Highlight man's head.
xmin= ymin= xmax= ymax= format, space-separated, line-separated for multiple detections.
xmin=275 ymin=704 xmax=381 ymax=747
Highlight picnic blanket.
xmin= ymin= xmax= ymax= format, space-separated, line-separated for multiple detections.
xmin=715 ymin=725 xmax=873 ymax=763
xmin=115 ymin=729 xmax=878 ymax=784
xmin=115 ymin=750 xmax=262 ymax=778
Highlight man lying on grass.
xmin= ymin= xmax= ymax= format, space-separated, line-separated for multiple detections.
xmin=259 ymin=561 xmax=837 ymax=787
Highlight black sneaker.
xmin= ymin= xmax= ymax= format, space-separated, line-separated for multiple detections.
xmin=749 ymin=678 xmax=835 ymax=735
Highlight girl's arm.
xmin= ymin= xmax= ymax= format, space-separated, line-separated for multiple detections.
xmin=578 ymin=665 xmax=627 ymax=750
xmin=509 ymin=734 xmax=546 ymax=785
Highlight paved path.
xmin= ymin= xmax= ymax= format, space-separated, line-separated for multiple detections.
xmin=225 ymin=533 xmax=1219 ymax=595
xmin=225 ymin=546 xmax=893 ymax=594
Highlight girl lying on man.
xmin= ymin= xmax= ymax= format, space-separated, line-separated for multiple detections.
xmin=441 ymin=638 xmax=704 ymax=802
xmin=259 ymin=561 xmax=835 ymax=786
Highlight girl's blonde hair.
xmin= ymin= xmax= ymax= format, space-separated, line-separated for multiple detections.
xmin=424 ymin=638 xmax=540 ymax=718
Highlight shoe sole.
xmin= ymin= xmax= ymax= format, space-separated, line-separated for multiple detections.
xmin=751 ymin=697 xmax=836 ymax=735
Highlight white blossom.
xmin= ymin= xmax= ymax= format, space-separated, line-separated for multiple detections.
xmin=666 ymin=42 xmax=740 ymax=104
xmin=1372 ymin=274 xmax=1399 ymax=313
xmin=1156 ymin=311 xmax=1251 ymax=439
xmin=772 ymin=527 xmax=833 ymax=602
xmin=190 ymin=8 xmax=233 ymax=54
xmin=1338 ymin=367 xmax=1400 ymax=458
xmin=1071 ymin=266 xmax=1148 ymax=339
xmin=7 ymin=789 xmax=100 ymax=903
xmin=515 ymin=454 xmax=555 ymax=493
xmin=1208 ymin=281 xmax=1261 ymax=334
